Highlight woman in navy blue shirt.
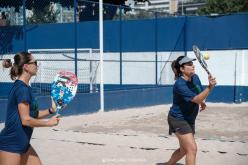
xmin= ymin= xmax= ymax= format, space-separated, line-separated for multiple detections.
xmin=167 ymin=56 xmax=216 ymax=165
xmin=0 ymin=52 xmax=60 ymax=165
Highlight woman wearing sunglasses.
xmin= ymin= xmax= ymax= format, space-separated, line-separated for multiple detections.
xmin=0 ymin=52 xmax=60 ymax=165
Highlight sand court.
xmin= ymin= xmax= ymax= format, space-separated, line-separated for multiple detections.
xmin=1 ymin=103 xmax=248 ymax=164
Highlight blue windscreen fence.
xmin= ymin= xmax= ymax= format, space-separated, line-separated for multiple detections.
xmin=0 ymin=13 xmax=248 ymax=54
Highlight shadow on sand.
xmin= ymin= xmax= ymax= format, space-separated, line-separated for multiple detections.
xmin=156 ymin=163 xmax=184 ymax=165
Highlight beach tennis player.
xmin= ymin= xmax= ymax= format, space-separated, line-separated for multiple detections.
xmin=166 ymin=56 xmax=217 ymax=165
xmin=0 ymin=52 xmax=60 ymax=165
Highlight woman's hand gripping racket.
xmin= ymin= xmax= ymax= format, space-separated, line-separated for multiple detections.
xmin=192 ymin=45 xmax=211 ymax=75
xmin=51 ymin=71 xmax=78 ymax=115
xmin=193 ymin=45 xmax=217 ymax=92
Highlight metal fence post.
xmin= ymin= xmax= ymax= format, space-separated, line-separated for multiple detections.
xmin=155 ymin=12 xmax=158 ymax=85
xmin=74 ymin=0 xmax=78 ymax=76
xmin=22 ymin=0 xmax=27 ymax=51
xmin=119 ymin=5 xmax=123 ymax=85
xmin=184 ymin=16 xmax=187 ymax=56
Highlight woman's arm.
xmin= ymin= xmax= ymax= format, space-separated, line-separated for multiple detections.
xmin=37 ymin=97 xmax=57 ymax=119
xmin=37 ymin=108 xmax=56 ymax=119
xmin=18 ymin=102 xmax=59 ymax=127
xmin=192 ymin=75 xmax=217 ymax=104
xmin=191 ymin=86 xmax=212 ymax=104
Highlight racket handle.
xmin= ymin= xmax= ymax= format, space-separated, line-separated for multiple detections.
xmin=206 ymin=70 xmax=211 ymax=75
xmin=204 ymin=68 xmax=211 ymax=75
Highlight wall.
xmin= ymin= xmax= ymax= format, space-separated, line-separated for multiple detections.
xmin=0 ymin=14 xmax=247 ymax=122
xmin=1 ymin=49 xmax=247 ymax=102
xmin=0 ymin=87 xmax=172 ymax=122
xmin=1 ymin=13 xmax=247 ymax=54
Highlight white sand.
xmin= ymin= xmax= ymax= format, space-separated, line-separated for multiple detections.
xmin=1 ymin=103 xmax=248 ymax=164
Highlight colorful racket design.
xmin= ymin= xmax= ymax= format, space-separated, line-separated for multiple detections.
xmin=192 ymin=45 xmax=211 ymax=75
xmin=51 ymin=71 xmax=78 ymax=115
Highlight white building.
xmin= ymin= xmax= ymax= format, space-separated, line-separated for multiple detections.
xmin=128 ymin=0 xmax=206 ymax=15
xmin=128 ymin=0 xmax=178 ymax=14
xmin=178 ymin=0 xmax=206 ymax=15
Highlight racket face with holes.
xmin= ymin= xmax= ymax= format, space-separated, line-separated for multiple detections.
xmin=192 ymin=45 xmax=211 ymax=75
xmin=51 ymin=71 xmax=78 ymax=114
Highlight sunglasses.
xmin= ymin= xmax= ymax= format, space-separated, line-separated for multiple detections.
xmin=27 ymin=60 xmax=38 ymax=66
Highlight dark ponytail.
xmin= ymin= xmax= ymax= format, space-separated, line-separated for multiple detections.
xmin=2 ymin=52 xmax=32 ymax=80
xmin=171 ymin=56 xmax=185 ymax=80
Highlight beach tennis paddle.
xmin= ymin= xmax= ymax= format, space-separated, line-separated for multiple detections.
xmin=192 ymin=45 xmax=211 ymax=75
xmin=51 ymin=71 xmax=78 ymax=115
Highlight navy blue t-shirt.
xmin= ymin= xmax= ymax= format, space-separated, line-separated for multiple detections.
xmin=169 ymin=74 xmax=203 ymax=124
xmin=0 ymin=80 xmax=38 ymax=153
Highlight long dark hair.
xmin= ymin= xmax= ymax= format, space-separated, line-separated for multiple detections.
xmin=2 ymin=52 xmax=32 ymax=80
xmin=171 ymin=56 xmax=185 ymax=80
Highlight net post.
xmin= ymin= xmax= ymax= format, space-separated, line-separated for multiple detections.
xmin=89 ymin=48 xmax=93 ymax=93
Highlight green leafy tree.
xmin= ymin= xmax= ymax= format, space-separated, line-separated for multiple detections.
xmin=0 ymin=0 xmax=127 ymax=22
xmin=0 ymin=0 xmax=126 ymax=12
xmin=198 ymin=0 xmax=248 ymax=15
xmin=0 ymin=0 xmax=73 ymax=12
xmin=28 ymin=4 xmax=59 ymax=24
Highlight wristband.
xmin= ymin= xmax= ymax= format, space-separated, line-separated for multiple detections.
xmin=48 ymin=108 xmax=54 ymax=114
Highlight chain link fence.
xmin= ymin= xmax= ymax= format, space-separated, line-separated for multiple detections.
xmin=0 ymin=0 xmax=188 ymax=98
xmin=0 ymin=0 xmax=180 ymax=26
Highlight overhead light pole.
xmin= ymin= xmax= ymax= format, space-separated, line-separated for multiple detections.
xmin=99 ymin=0 xmax=104 ymax=112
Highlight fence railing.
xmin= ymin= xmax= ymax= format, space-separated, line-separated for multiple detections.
xmin=0 ymin=0 xmax=176 ymax=26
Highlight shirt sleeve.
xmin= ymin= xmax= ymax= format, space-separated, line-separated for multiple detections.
xmin=174 ymin=81 xmax=198 ymax=102
xmin=15 ymin=86 xmax=31 ymax=104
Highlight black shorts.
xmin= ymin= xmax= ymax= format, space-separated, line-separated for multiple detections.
xmin=168 ymin=114 xmax=195 ymax=135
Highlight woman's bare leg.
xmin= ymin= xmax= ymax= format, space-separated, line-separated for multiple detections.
xmin=166 ymin=135 xmax=186 ymax=165
xmin=176 ymin=133 xmax=197 ymax=165
xmin=0 ymin=150 xmax=21 ymax=165
xmin=21 ymin=146 xmax=42 ymax=165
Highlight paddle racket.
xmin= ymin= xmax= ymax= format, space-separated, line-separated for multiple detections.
xmin=51 ymin=71 xmax=78 ymax=115
xmin=192 ymin=45 xmax=211 ymax=75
